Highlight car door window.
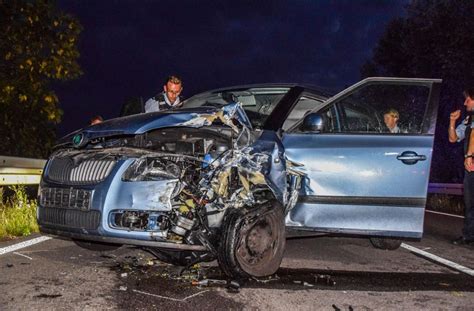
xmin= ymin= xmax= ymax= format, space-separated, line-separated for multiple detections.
xmin=334 ymin=83 xmax=430 ymax=134
xmin=337 ymin=101 xmax=381 ymax=133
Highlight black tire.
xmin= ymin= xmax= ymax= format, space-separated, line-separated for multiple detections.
xmin=370 ymin=237 xmax=402 ymax=250
xmin=218 ymin=200 xmax=286 ymax=278
xmin=72 ymin=239 xmax=122 ymax=252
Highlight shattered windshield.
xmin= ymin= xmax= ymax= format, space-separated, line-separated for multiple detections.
xmin=181 ymin=87 xmax=290 ymax=128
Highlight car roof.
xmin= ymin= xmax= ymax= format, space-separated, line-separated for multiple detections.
xmin=188 ymin=83 xmax=336 ymax=99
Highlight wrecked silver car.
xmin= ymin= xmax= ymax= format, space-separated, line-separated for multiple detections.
xmin=38 ymin=78 xmax=441 ymax=278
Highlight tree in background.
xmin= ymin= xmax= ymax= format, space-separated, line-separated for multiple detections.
xmin=362 ymin=0 xmax=474 ymax=182
xmin=0 ymin=0 xmax=82 ymax=158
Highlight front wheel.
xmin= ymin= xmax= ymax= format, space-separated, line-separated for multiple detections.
xmin=218 ymin=200 xmax=286 ymax=278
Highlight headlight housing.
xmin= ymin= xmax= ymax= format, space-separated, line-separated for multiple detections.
xmin=122 ymin=157 xmax=179 ymax=182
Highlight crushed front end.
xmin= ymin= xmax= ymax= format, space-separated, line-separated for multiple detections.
xmin=38 ymin=103 xmax=303 ymax=274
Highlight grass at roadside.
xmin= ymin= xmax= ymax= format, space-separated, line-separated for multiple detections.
xmin=0 ymin=186 xmax=39 ymax=239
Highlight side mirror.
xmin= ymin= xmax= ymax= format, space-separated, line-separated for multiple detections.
xmin=301 ymin=112 xmax=324 ymax=132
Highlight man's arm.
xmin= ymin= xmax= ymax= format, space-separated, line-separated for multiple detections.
xmin=449 ymin=110 xmax=461 ymax=143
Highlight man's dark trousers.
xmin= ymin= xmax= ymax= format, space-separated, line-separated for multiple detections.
xmin=463 ymin=171 xmax=474 ymax=240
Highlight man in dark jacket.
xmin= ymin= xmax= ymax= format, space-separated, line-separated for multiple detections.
xmin=145 ymin=75 xmax=183 ymax=112
xmin=448 ymin=87 xmax=474 ymax=245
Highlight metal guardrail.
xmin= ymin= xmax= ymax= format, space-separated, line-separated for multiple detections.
xmin=0 ymin=155 xmax=466 ymax=194
xmin=0 ymin=156 xmax=46 ymax=186
xmin=428 ymin=183 xmax=463 ymax=196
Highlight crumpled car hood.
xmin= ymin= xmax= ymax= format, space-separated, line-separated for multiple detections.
xmin=57 ymin=103 xmax=253 ymax=146
xmin=53 ymin=101 xmax=303 ymax=211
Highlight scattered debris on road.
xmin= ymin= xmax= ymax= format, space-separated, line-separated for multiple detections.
xmin=315 ymin=274 xmax=336 ymax=286
xmin=191 ymin=279 xmax=226 ymax=286
xmin=226 ymin=280 xmax=240 ymax=293
xmin=34 ymin=294 xmax=62 ymax=299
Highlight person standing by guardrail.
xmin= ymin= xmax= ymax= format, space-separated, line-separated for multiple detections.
xmin=448 ymin=87 xmax=474 ymax=246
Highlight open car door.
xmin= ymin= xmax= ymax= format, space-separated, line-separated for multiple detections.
xmin=283 ymin=77 xmax=441 ymax=238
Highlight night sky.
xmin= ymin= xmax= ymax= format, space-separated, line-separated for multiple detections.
xmin=55 ymin=0 xmax=407 ymax=136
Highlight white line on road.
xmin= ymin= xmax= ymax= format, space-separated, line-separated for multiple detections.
xmin=13 ymin=252 xmax=33 ymax=260
xmin=0 ymin=236 xmax=51 ymax=256
xmin=401 ymin=243 xmax=474 ymax=277
xmin=132 ymin=289 xmax=210 ymax=302
xmin=425 ymin=210 xmax=464 ymax=219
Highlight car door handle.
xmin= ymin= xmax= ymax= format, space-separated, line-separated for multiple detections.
xmin=396 ymin=151 xmax=426 ymax=165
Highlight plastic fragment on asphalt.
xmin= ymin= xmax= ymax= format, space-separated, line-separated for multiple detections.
xmin=35 ymin=293 xmax=62 ymax=299
xmin=332 ymin=305 xmax=353 ymax=311
xmin=252 ymin=275 xmax=280 ymax=283
xmin=119 ymin=286 xmax=127 ymax=291
xmin=315 ymin=274 xmax=336 ymax=286
xmin=191 ymin=279 xmax=227 ymax=286
xmin=226 ymin=280 xmax=240 ymax=293
xmin=121 ymin=273 xmax=128 ymax=278
xmin=451 ymin=291 xmax=464 ymax=297
xmin=100 ymin=254 xmax=117 ymax=259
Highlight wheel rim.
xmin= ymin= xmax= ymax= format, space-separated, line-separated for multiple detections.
xmin=235 ymin=211 xmax=281 ymax=274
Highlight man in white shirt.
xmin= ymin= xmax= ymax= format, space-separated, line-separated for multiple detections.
xmin=448 ymin=87 xmax=474 ymax=246
xmin=145 ymin=75 xmax=183 ymax=112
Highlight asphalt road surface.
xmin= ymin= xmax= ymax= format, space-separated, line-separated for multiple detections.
xmin=1 ymin=211 xmax=473 ymax=310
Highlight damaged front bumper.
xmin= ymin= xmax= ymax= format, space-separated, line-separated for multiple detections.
xmin=39 ymin=227 xmax=207 ymax=251
xmin=38 ymin=102 xmax=305 ymax=254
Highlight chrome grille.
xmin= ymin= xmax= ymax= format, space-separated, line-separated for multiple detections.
xmin=46 ymin=157 xmax=116 ymax=185
xmin=38 ymin=207 xmax=100 ymax=230
xmin=40 ymin=187 xmax=92 ymax=210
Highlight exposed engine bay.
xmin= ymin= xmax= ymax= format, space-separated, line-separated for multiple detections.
xmin=42 ymin=103 xmax=304 ymax=274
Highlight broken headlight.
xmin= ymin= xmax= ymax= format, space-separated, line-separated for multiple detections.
xmin=122 ymin=157 xmax=180 ymax=181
